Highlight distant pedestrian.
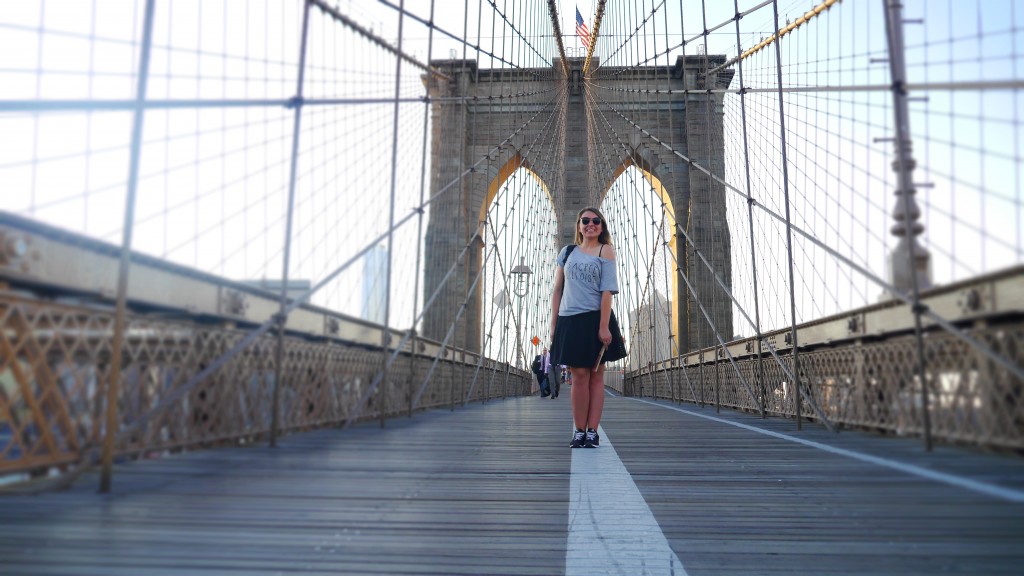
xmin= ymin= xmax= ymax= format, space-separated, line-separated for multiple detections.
xmin=531 ymin=347 xmax=552 ymax=397
xmin=549 ymin=359 xmax=561 ymax=399
xmin=550 ymin=207 xmax=627 ymax=448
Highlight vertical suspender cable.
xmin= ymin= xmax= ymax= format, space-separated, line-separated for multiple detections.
xmin=99 ymin=0 xmax=157 ymax=493
xmin=381 ymin=0 xmax=411 ymax=426
xmin=644 ymin=0 xmax=658 ymax=399
xmin=454 ymin=0 xmax=473 ymax=411
xmin=662 ymin=0 xmax=678 ymax=404
xmin=699 ymin=0 xmax=723 ymax=414
xmin=270 ymin=0 xmax=312 ymax=447
xmin=770 ymin=0 xmax=803 ymax=429
xmin=409 ymin=0 xmax=439 ymax=416
xmin=677 ymin=2 xmax=706 ymax=408
xmin=733 ymin=0 xmax=767 ymax=418
xmin=675 ymin=0 xmax=693 ymax=401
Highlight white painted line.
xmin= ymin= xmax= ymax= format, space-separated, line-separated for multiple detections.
xmin=566 ymin=426 xmax=688 ymax=576
xmin=629 ymin=397 xmax=1024 ymax=503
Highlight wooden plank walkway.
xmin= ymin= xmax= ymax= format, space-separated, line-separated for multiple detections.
xmin=2 ymin=391 xmax=1023 ymax=575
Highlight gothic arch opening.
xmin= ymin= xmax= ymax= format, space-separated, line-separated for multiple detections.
xmin=478 ymin=152 xmax=555 ymax=225
xmin=601 ymin=157 xmax=680 ymax=363
xmin=479 ymin=153 xmax=559 ymax=365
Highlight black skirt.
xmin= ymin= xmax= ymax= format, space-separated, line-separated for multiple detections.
xmin=550 ymin=310 xmax=627 ymax=369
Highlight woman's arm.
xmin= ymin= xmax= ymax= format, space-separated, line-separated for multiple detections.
xmin=597 ymin=244 xmax=617 ymax=345
xmin=550 ymin=265 xmax=564 ymax=342
xmin=598 ymin=291 xmax=612 ymax=345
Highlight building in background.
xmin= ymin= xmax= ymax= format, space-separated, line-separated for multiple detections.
xmin=361 ymin=244 xmax=389 ymax=325
xmin=628 ymin=290 xmax=672 ymax=368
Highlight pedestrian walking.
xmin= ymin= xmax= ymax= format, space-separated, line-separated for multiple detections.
xmin=531 ymin=347 xmax=552 ymax=397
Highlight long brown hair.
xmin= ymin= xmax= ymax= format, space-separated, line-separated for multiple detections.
xmin=574 ymin=206 xmax=613 ymax=245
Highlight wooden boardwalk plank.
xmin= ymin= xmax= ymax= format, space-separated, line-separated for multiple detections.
xmin=604 ymin=395 xmax=1024 ymax=575
xmin=0 ymin=392 xmax=1022 ymax=575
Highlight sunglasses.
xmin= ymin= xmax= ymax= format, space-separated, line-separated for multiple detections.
xmin=579 ymin=217 xmax=602 ymax=225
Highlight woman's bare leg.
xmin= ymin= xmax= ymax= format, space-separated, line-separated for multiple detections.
xmin=586 ymin=364 xmax=605 ymax=429
xmin=570 ymin=366 xmax=591 ymax=430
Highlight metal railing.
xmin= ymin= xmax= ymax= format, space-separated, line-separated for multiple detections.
xmin=0 ymin=214 xmax=529 ymax=481
xmin=623 ymin=266 xmax=1024 ymax=450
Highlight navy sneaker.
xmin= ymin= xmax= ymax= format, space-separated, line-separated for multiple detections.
xmin=569 ymin=429 xmax=585 ymax=448
xmin=584 ymin=428 xmax=600 ymax=448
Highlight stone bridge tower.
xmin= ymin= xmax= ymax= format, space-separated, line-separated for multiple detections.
xmin=422 ymin=56 xmax=734 ymax=354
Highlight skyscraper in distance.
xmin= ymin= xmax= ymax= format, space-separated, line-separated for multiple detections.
xmin=361 ymin=244 xmax=389 ymax=325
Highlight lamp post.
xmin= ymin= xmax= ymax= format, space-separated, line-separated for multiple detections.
xmin=509 ymin=256 xmax=533 ymax=370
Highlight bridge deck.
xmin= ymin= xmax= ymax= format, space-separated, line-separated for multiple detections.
xmin=2 ymin=392 xmax=1023 ymax=575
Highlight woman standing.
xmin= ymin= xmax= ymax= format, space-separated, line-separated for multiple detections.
xmin=549 ymin=207 xmax=627 ymax=448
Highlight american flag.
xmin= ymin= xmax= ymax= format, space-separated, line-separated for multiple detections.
xmin=576 ymin=7 xmax=591 ymax=49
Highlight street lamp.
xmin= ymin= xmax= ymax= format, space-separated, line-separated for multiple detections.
xmin=509 ymin=256 xmax=533 ymax=369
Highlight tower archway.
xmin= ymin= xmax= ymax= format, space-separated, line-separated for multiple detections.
xmin=478 ymin=157 xmax=558 ymax=364
xmin=421 ymin=55 xmax=733 ymax=353
xmin=601 ymin=156 xmax=683 ymax=364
